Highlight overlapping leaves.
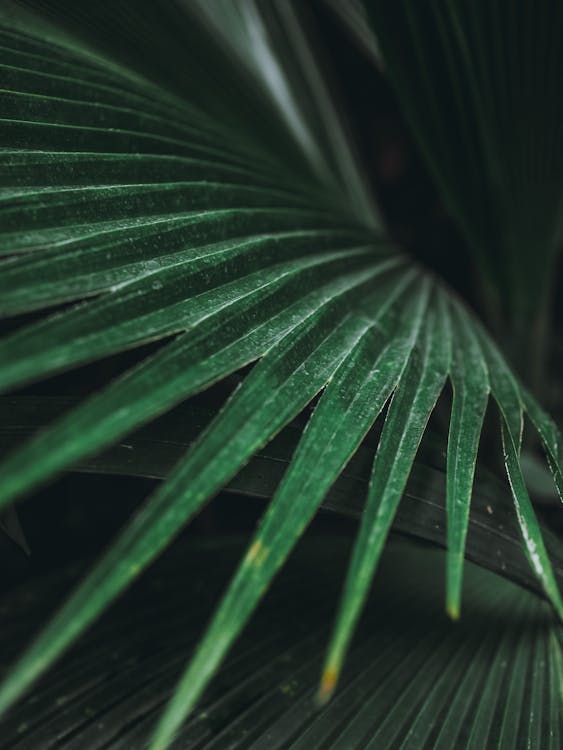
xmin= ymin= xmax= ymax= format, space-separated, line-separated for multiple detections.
xmin=1 ymin=540 xmax=561 ymax=749
xmin=0 ymin=2 xmax=562 ymax=749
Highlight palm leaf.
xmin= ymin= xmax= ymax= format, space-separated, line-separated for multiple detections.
xmin=0 ymin=538 xmax=561 ymax=748
xmin=444 ymin=303 xmax=490 ymax=618
xmin=2 ymin=392 xmax=563 ymax=600
xmin=0 ymin=1 xmax=562 ymax=746
xmin=320 ymin=291 xmax=452 ymax=698
xmin=362 ymin=0 xmax=563 ymax=379
xmin=150 ymin=281 xmax=432 ymax=745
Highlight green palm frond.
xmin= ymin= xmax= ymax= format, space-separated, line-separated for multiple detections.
xmin=2 ymin=392 xmax=563 ymax=600
xmin=0 ymin=1 xmax=562 ymax=748
xmin=1 ymin=539 xmax=561 ymax=749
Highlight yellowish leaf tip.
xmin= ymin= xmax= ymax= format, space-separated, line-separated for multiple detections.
xmin=446 ymin=602 xmax=460 ymax=621
xmin=317 ymin=665 xmax=339 ymax=705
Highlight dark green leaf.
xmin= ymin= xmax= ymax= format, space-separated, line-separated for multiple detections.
xmin=149 ymin=279 xmax=431 ymax=747
xmin=320 ymin=289 xmax=451 ymax=696
xmin=0 ymin=538 xmax=560 ymax=749
xmin=502 ymin=421 xmax=563 ymax=620
xmin=445 ymin=300 xmax=489 ymax=618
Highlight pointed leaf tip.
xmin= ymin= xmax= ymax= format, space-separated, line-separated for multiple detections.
xmin=446 ymin=602 xmax=461 ymax=621
xmin=317 ymin=664 xmax=340 ymax=705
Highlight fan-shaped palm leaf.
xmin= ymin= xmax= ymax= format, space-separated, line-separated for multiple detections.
xmin=0 ymin=2 xmax=561 ymax=748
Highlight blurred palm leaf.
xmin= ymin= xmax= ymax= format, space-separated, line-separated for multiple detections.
xmin=0 ymin=538 xmax=561 ymax=749
xmin=0 ymin=1 xmax=562 ymax=747
xmin=363 ymin=0 xmax=563 ymax=383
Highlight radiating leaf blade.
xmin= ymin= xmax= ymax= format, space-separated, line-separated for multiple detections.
xmin=0 ymin=270 xmax=416 ymax=716
xmin=0 ymin=538 xmax=560 ymax=749
xmin=445 ymin=301 xmax=490 ymax=618
xmin=148 ymin=279 xmax=431 ymax=749
xmin=320 ymin=289 xmax=452 ymax=697
xmin=502 ymin=420 xmax=563 ymax=621
xmin=522 ymin=389 xmax=563 ymax=502
xmin=0 ymin=258 xmax=403 ymax=513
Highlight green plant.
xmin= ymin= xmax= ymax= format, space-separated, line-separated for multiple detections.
xmin=0 ymin=1 xmax=562 ymax=748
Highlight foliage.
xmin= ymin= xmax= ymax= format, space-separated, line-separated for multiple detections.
xmin=3 ymin=538 xmax=562 ymax=749
xmin=0 ymin=1 xmax=562 ymax=748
